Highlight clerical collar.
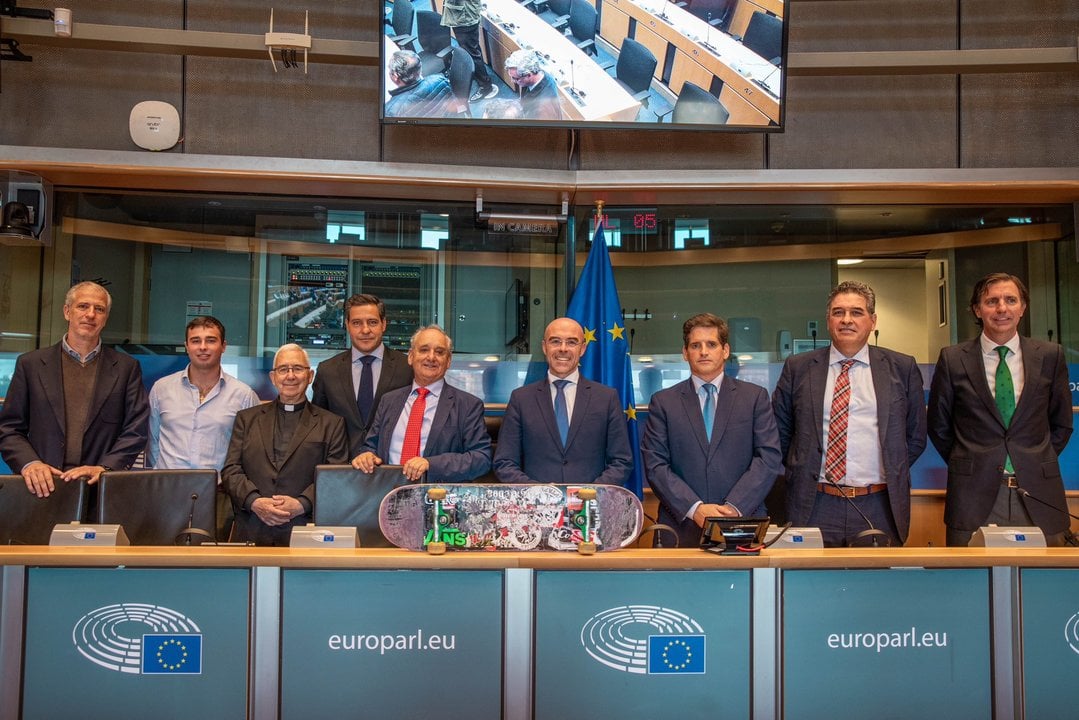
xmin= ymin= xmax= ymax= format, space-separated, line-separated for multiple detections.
xmin=277 ymin=399 xmax=307 ymax=412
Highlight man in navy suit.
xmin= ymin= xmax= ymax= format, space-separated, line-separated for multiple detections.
xmin=352 ymin=325 xmax=491 ymax=482
xmin=643 ymin=313 xmax=782 ymax=548
xmin=0 ymin=281 xmax=148 ymax=497
xmin=494 ymin=317 xmax=632 ymax=486
xmin=928 ymin=273 xmax=1073 ymax=546
xmin=311 ymin=294 xmax=413 ymax=457
xmin=772 ymin=281 xmax=926 ymax=546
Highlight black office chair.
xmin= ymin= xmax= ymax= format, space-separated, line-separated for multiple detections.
xmin=445 ymin=46 xmax=476 ymax=116
xmin=684 ymin=0 xmax=735 ymax=30
xmin=610 ymin=37 xmax=658 ymax=106
xmin=314 ymin=465 xmax=413 ymax=548
xmin=544 ymin=0 xmax=571 ymax=30
xmin=416 ymin=10 xmax=453 ymax=76
xmin=564 ymin=0 xmax=598 ymax=56
xmin=660 ymin=81 xmax=730 ymax=125
xmin=96 ymin=470 xmax=217 ymax=545
xmin=0 ymin=475 xmax=87 ymax=545
xmin=737 ymin=11 xmax=782 ymax=66
xmin=384 ymin=0 xmax=418 ymax=51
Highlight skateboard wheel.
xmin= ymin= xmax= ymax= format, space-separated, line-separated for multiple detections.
xmin=428 ymin=487 xmax=447 ymax=501
xmin=578 ymin=541 xmax=597 ymax=556
xmin=577 ymin=487 xmax=597 ymax=501
xmin=427 ymin=541 xmax=447 ymax=555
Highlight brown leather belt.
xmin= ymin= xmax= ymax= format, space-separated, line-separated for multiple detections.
xmin=817 ymin=483 xmax=887 ymax=498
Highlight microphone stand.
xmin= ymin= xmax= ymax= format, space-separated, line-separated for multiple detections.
xmin=174 ymin=492 xmax=214 ymax=546
xmin=824 ymin=473 xmax=892 ymax=547
xmin=1016 ymin=487 xmax=1079 ymax=546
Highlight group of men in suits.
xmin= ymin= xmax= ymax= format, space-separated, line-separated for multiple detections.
xmin=0 ymin=275 xmax=1072 ymax=547
xmin=645 ymin=276 xmax=1072 ymax=548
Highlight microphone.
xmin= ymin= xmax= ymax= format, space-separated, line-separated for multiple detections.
xmin=175 ymin=492 xmax=214 ymax=546
xmin=1015 ymin=486 xmax=1079 ymax=546
xmin=874 ymin=329 xmax=879 ymax=345
xmin=811 ymin=328 xmax=817 ymax=349
xmin=823 ymin=473 xmax=892 ymax=547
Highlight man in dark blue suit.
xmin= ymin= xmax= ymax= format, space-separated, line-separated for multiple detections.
xmin=352 ymin=325 xmax=491 ymax=483
xmin=643 ymin=313 xmax=782 ymax=548
xmin=494 ymin=317 xmax=631 ymax=486
xmin=772 ymin=281 xmax=927 ymax=546
xmin=311 ymin=294 xmax=413 ymax=457
xmin=0 ymin=281 xmax=148 ymax=497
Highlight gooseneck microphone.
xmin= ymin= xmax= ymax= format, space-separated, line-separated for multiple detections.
xmin=174 ymin=492 xmax=214 ymax=546
xmin=824 ymin=473 xmax=892 ymax=547
xmin=1015 ymin=486 xmax=1079 ymax=546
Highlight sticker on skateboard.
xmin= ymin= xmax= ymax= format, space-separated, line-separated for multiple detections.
xmin=378 ymin=483 xmax=643 ymax=554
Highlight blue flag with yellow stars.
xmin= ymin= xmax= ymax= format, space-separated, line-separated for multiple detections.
xmin=566 ymin=222 xmax=643 ymax=498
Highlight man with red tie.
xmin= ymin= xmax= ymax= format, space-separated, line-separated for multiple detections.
xmin=772 ymin=282 xmax=927 ymax=547
xmin=352 ymin=325 xmax=491 ymax=483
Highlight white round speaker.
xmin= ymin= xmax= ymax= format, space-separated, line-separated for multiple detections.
xmin=129 ymin=101 xmax=180 ymax=151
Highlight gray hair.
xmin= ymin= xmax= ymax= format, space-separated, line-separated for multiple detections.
xmin=827 ymin=280 xmax=876 ymax=315
xmin=390 ymin=50 xmax=422 ymax=85
xmin=504 ymin=49 xmax=543 ymax=76
xmin=65 ymin=281 xmax=113 ymax=312
xmin=410 ymin=324 xmax=453 ymax=352
xmin=272 ymin=343 xmax=311 ymax=368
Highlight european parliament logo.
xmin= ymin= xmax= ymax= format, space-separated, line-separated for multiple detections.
xmin=72 ymin=603 xmax=203 ymax=675
xmin=580 ymin=605 xmax=706 ymax=675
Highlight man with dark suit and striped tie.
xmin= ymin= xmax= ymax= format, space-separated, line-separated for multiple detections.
xmin=928 ymin=273 xmax=1073 ymax=546
xmin=772 ymin=282 xmax=927 ymax=547
xmin=352 ymin=325 xmax=491 ymax=483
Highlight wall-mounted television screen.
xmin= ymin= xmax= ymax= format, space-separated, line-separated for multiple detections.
xmin=381 ymin=0 xmax=786 ymax=131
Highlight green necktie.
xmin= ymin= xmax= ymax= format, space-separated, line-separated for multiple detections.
xmin=995 ymin=346 xmax=1015 ymax=473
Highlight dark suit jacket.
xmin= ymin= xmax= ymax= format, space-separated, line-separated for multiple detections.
xmin=222 ymin=401 xmax=348 ymax=545
xmin=311 ymin=345 xmax=413 ymax=457
xmin=771 ymin=345 xmax=927 ymax=542
xmin=0 ymin=343 xmax=148 ymax=472
xmin=493 ymin=377 xmax=632 ymax=486
xmin=928 ymin=337 xmax=1073 ymax=533
xmin=643 ymin=376 xmax=782 ymax=547
xmin=362 ymin=382 xmax=492 ymax=482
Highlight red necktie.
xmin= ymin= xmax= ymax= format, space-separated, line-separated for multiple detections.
xmin=824 ymin=360 xmax=855 ymax=484
xmin=400 ymin=387 xmax=429 ymax=464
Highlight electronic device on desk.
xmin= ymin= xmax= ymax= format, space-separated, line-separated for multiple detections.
xmin=50 ymin=522 xmax=129 ymax=546
xmin=700 ymin=516 xmax=770 ymax=555
xmin=763 ymin=525 xmax=824 ymax=549
xmin=290 ymin=524 xmax=360 ymax=549
xmin=969 ymin=525 xmax=1046 ymax=548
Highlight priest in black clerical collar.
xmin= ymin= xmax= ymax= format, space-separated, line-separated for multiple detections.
xmin=221 ymin=343 xmax=349 ymax=546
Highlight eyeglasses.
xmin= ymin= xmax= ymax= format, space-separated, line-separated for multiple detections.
xmin=272 ymin=365 xmax=310 ymax=376
xmin=545 ymin=338 xmax=581 ymax=349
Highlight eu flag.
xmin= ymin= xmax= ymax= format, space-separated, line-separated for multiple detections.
xmin=566 ymin=222 xmax=643 ymax=498
xmin=141 ymin=633 xmax=203 ymax=674
xmin=647 ymin=634 xmax=706 ymax=674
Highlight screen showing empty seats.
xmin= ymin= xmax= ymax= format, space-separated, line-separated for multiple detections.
xmin=381 ymin=0 xmax=786 ymax=130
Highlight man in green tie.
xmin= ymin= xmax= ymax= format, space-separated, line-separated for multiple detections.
xmin=929 ymin=273 xmax=1074 ymax=546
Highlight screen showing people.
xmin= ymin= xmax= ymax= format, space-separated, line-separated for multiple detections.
xmin=382 ymin=0 xmax=785 ymax=129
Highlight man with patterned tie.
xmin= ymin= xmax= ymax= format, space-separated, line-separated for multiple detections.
xmin=494 ymin=317 xmax=632 ymax=486
xmin=643 ymin=313 xmax=782 ymax=548
xmin=772 ymin=282 xmax=927 ymax=547
xmin=352 ymin=325 xmax=491 ymax=482
xmin=311 ymin=294 xmax=413 ymax=457
xmin=928 ymin=273 xmax=1073 ymax=546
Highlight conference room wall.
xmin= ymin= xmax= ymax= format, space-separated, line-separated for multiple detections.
xmin=0 ymin=1 xmax=1075 ymax=171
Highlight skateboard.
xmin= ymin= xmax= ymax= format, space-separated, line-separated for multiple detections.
xmin=378 ymin=483 xmax=644 ymax=554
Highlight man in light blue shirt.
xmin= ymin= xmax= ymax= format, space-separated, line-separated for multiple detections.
xmin=148 ymin=316 xmax=260 ymax=539
xmin=352 ymin=325 xmax=491 ymax=483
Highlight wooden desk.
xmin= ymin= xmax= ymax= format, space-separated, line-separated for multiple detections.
xmin=600 ymin=0 xmax=781 ymax=124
